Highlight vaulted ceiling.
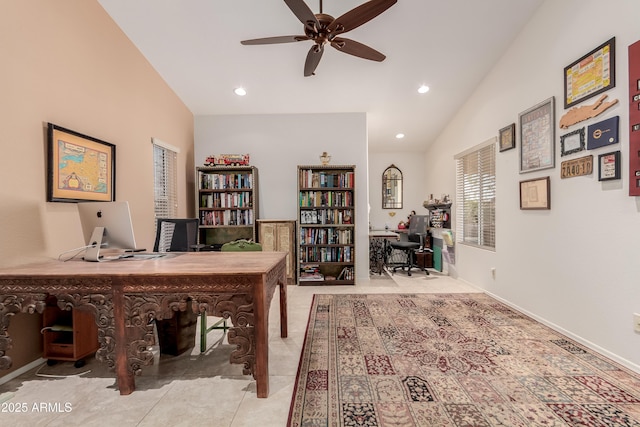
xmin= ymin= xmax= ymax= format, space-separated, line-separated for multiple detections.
xmin=98 ymin=0 xmax=543 ymax=152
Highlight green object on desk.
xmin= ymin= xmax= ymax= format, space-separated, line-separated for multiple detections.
xmin=220 ymin=239 xmax=262 ymax=252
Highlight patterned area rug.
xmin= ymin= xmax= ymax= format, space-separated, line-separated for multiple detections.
xmin=288 ymin=293 xmax=640 ymax=426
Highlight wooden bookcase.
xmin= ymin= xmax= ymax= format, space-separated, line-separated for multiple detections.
xmin=297 ymin=165 xmax=355 ymax=285
xmin=196 ymin=166 xmax=259 ymax=249
xmin=42 ymin=297 xmax=99 ymax=367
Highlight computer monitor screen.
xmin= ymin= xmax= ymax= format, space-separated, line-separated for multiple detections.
xmin=77 ymin=201 xmax=137 ymax=261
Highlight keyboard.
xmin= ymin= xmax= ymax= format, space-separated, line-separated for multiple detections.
xmin=118 ymin=252 xmax=167 ymax=260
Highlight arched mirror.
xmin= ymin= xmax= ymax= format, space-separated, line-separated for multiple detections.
xmin=382 ymin=164 xmax=403 ymax=209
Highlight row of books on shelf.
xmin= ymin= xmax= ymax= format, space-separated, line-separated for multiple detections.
xmin=200 ymin=209 xmax=254 ymax=226
xmin=299 ymin=170 xmax=355 ymax=189
xmin=299 ymin=227 xmax=353 ymax=245
xmin=300 ymin=209 xmax=353 ymax=225
xmin=299 ymin=265 xmax=354 ymax=282
xmin=199 ymin=172 xmax=253 ymax=190
xmin=200 ymin=192 xmax=253 ymax=209
xmin=299 ymin=191 xmax=353 ymax=208
xmin=300 ymin=246 xmax=352 ymax=263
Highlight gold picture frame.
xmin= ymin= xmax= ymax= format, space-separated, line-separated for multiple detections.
xmin=519 ymin=176 xmax=550 ymax=210
xmin=47 ymin=123 xmax=116 ymax=202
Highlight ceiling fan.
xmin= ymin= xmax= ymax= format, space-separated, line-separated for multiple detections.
xmin=240 ymin=0 xmax=397 ymax=76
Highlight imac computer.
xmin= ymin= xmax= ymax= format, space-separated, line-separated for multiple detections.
xmin=77 ymin=201 xmax=137 ymax=261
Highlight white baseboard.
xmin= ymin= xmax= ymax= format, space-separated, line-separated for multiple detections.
xmin=484 ymin=290 xmax=640 ymax=375
xmin=0 ymin=358 xmax=45 ymax=386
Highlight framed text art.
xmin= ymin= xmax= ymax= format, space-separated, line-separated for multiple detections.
xmin=598 ymin=150 xmax=621 ymax=181
xmin=499 ymin=123 xmax=516 ymax=152
xmin=519 ymin=176 xmax=550 ymax=210
xmin=564 ymin=37 xmax=615 ymax=109
xmin=47 ymin=123 xmax=116 ymax=202
xmin=519 ymin=97 xmax=555 ymax=173
xmin=560 ymin=127 xmax=585 ymax=157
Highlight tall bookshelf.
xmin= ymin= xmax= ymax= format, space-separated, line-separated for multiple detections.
xmin=196 ymin=166 xmax=258 ymax=249
xmin=297 ymin=165 xmax=355 ymax=285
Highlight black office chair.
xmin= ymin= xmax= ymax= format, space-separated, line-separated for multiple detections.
xmin=153 ymin=218 xmax=200 ymax=253
xmin=389 ymin=215 xmax=431 ymax=276
xmin=153 ymin=218 xmax=228 ymax=354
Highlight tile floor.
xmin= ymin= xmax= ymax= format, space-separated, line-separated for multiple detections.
xmin=0 ymin=270 xmax=479 ymax=427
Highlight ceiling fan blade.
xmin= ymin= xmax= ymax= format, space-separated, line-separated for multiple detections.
xmin=284 ymin=0 xmax=320 ymax=31
xmin=327 ymin=0 xmax=397 ymax=35
xmin=241 ymin=35 xmax=308 ymax=45
xmin=330 ymin=37 xmax=385 ymax=61
xmin=304 ymin=44 xmax=324 ymax=76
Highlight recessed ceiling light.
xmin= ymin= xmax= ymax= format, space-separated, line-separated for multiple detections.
xmin=418 ymin=85 xmax=430 ymax=94
xmin=396 ymin=133 xmax=405 ymax=139
xmin=234 ymin=87 xmax=247 ymax=96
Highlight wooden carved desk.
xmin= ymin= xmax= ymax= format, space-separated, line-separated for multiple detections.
xmin=0 ymin=251 xmax=287 ymax=398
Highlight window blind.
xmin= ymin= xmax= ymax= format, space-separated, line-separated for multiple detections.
xmin=152 ymin=138 xmax=178 ymax=221
xmin=455 ymin=138 xmax=496 ymax=250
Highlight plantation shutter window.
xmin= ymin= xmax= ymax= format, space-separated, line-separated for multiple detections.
xmin=455 ymin=138 xmax=496 ymax=250
xmin=152 ymin=138 xmax=179 ymax=221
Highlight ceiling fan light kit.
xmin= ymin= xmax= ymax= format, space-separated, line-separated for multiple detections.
xmin=241 ymin=0 xmax=397 ymax=76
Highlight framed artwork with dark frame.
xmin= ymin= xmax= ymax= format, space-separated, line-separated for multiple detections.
xmin=598 ymin=150 xmax=621 ymax=181
xmin=519 ymin=176 xmax=550 ymax=210
xmin=47 ymin=123 xmax=116 ymax=202
xmin=560 ymin=127 xmax=585 ymax=156
xmin=564 ymin=37 xmax=616 ymax=109
xmin=499 ymin=123 xmax=516 ymax=152
xmin=519 ymin=97 xmax=555 ymax=173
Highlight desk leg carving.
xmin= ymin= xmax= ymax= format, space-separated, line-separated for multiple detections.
xmin=119 ymin=291 xmax=261 ymax=384
xmin=54 ymin=293 xmax=115 ymax=369
xmin=124 ymin=293 xmax=197 ymax=375
xmin=124 ymin=294 xmax=161 ymax=375
xmin=0 ymin=294 xmax=47 ymax=370
xmin=228 ymin=326 xmax=255 ymax=376
xmin=192 ymin=293 xmax=256 ymax=377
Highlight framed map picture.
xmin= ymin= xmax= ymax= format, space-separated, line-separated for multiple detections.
xmin=47 ymin=123 xmax=116 ymax=202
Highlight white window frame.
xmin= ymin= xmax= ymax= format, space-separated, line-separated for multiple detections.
xmin=454 ymin=137 xmax=496 ymax=250
xmin=152 ymin=138 xmax=179 ymax=221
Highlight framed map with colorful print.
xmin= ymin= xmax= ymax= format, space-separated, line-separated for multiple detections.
xmin=47 ymin=123 xmax=116 ymax=202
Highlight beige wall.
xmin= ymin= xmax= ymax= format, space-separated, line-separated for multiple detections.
xmin=0 ymin=1 xmax=194 ymax=375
